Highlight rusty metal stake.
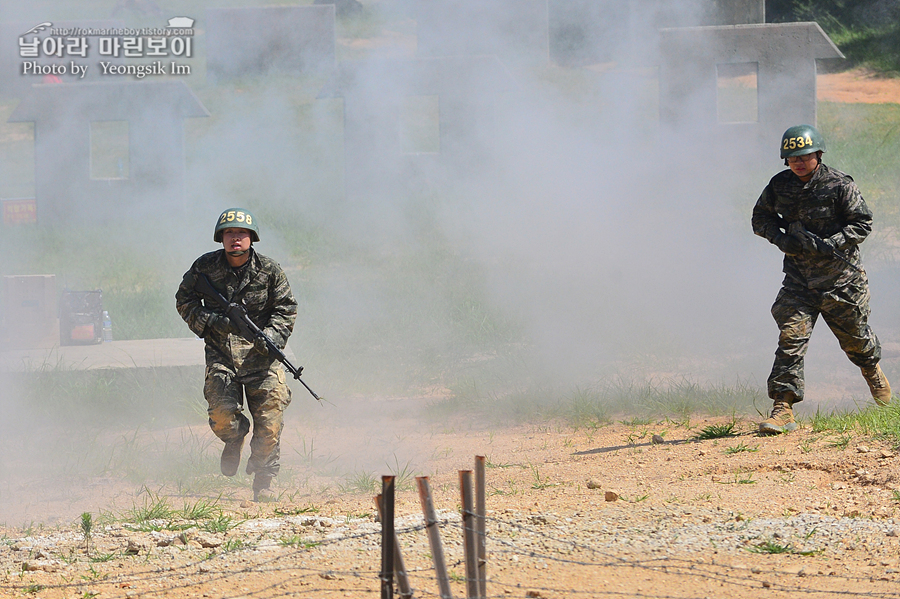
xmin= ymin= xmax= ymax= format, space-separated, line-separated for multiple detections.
xmin=416 ymin=476 xmax=453 ymax=599
xmin=474 ymin=456 xmax=486 ymax=598
xmin=459 ymin=470 xmax=479 ymax=599
xmin=375 ymin=494 xmax=413 ymax=599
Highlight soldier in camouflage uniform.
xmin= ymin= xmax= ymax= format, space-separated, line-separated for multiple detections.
xmin=752 ymin=125 xmax=892 ymax=435
xmin=176 ymin=208 xmax=297 ymax=501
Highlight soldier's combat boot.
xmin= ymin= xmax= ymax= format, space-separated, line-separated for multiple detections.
xmin=220 ymin=436 xmax=245 ymax=477
xmin=759 ymin=400 xmax=798 ymax=435
xmin=253 ymin=474 xmax=276 ymax=503
xmin=861 ymin=364 xmax=892 ymax=406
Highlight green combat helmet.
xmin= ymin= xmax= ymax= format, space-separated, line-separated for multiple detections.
xmin=780 ymin=124 xmax=826 ymax=159
xmin=213 ymin=208 xmax=260 ymax=243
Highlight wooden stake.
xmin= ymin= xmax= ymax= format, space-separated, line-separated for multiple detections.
xmin=416 ymin=476 xmax=453 ymax=599
xmin=459 ymin=470 xmax=479 ymax=599
xmin=375 ymin=494 xmax=413 ymax=599
xmin=381 ymin=475 xmax=395 ymax=599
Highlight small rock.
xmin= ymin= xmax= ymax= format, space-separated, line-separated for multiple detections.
xmin=526 ymin=592 xmax=545 ymax=598
xmin=22 ymin=560 xmax=60 ymax=572
xmin=762 ymin=581 xmax=772 ymax=588
xmin=651 ymin=434 xmax=665 ymax=445
xmin=604 ymin=491 xmax=619 ymax=502
xmin=879 ymin=450 xmax=895 ymax=458
xmin=195 ymin=533 xmax=223 ymax=548
xmin=586 ymin=480 xmax=602 ymax=489
xmin=125 ymin=537 xmax=154 ymax=555
xmin=240 ymin=500 xmax=255 ymax=509
xmin=856 ymin=445 xmax=871 ymax=453
xmin=319 ymin=571 xmax=339 ymax=580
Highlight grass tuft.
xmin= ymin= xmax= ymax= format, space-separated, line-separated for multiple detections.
xmin=695 ymin=421 xmax=739 ymax=440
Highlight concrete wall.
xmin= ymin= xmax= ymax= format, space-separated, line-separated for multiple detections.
xmin=7 ymin=81 xmax=209 ymax=223
xmin=658 ymin=23 xmax=843 ymax=150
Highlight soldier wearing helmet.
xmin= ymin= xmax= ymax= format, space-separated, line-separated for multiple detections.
xmin=752 ymin=125 xmax=892 ymax=435
xmin=176 ymin=208 xmax=297 ymax=502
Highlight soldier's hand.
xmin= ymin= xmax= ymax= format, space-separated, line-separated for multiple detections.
xmin=209 ymin=313 xmax=240 ymax=335
xmin=253 ymin=335 xmax=269 ymax=356
xmin=813 ymin=235 xmax=837 ymax=255
xmin=774 ymin=233 xmax=803 ymax=256
xmin=787 ymin=222 xmax=819 ymax=253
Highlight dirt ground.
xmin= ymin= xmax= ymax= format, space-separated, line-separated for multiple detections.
xmin=1 ymin=411 xmax=899 ymax=599
xmin=817 ymin=68 xmax=900 ymax=104
xmin=2 ymin=69 xmax=900 ymax=598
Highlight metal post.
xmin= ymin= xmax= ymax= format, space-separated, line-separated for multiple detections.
xmin=416 ymin=476 xmax=453 ymax=599
xmin=381 ymin=475 xmax=395 ymax=599
xmin=474 ymin=456 xmax=486 ymax=598
xmin=459 ymin=470 xmax=479 ymax=599
xmin=375 ymin=494 xmax=413 ymax=599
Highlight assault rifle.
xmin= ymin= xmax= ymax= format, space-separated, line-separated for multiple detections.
xmin=776 ymin=215 xmax=863 ymax=273
xmin=194 ymin=273 xmax=322 ymax=402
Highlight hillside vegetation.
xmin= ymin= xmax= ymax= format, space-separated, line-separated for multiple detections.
xmin=768 ymin=0 xmax=900 ymax=73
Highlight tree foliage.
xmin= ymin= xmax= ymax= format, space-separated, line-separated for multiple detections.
xmin=767 ymin=0 xmax=900 ymax=73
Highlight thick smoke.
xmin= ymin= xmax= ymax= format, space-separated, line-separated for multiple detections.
xmin=1 ymin=0 xmax=894 ymax=525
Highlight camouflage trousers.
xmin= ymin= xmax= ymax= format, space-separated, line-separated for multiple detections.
xmin=204 ymin=360 xmax=292 ymax=478
xmin=768 ymin=281 xmax=881 ymax=403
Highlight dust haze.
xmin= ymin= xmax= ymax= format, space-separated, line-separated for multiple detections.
xmin=1 ymin=0 xmax=895 ymax=524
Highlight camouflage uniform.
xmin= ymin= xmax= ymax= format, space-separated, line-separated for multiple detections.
xmin=175 ymin=248 xmax=297 ymax=480
xmin=752 ymin=163 xmax=880 ymax=403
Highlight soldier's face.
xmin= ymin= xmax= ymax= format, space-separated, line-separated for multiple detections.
xmin=787 ymin=152 xmax=819 ymax=181
xmin=222 ymin=228 xmax=252 ymax=254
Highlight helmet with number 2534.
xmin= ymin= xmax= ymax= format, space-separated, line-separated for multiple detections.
xmin=780 ymin=124 xmax=826 ymax=159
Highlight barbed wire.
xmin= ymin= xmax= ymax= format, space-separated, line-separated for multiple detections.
xmin=1 ymin=511 xmax=897 ymax=599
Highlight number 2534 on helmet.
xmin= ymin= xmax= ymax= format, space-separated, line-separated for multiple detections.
xmin=780 ymin=124 xmax=826 ymax=159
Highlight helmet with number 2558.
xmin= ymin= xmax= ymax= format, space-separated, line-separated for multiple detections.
xmin=780 ymin=124 xmax=826 ymax=159
xmin=213 ymin=208 xmax=260 ymax=243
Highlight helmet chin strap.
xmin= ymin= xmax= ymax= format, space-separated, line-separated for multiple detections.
xmin=227 ymin=250 xmax=248 ymax=257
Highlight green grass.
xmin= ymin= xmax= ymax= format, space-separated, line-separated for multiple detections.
xmin=747 ymin=539 xmax=822 ymax=556
xmin=818 ymin=102 xmax=900 ymax=238
xmin=338 ymin=470 xmax=379 ymax=494
xmin=278 ymin=535 xmax=322 ymax=549
xmin=810 ymin=403 xmax=900 ymax=448
xmin=428 ymin=376 xmax=765 ymax=427
xmin=694 ymin=420 xmax=739 ymax=440
xmin=832 ymin=27 xmax=900 ymax=74
xmin=724 ymin=441 xmax=759 ymax=455
xmin=113 ymin=489 xmax=232 ymax=533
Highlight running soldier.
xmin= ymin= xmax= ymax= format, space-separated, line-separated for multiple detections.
xmin=176 ymin=208 xmax=297 ymax=501
xmin=752 ymin=125 xmax=892 ymax=435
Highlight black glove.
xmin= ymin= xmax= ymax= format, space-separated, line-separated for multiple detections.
xmin=773 ymin=233 xmax=803 ymax=256
xmin=787 ymin=221 xmax=822 ymax=254
xmin=208 ymin=313 xmax=240 ymax=336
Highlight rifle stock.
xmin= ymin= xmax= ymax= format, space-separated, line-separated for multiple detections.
xmin=194 ymin=273 xmax=322 ymax=402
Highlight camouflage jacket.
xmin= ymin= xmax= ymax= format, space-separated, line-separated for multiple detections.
xmin=752 ymin=163 xmax=873 ymax=290
xmin=175 ymin=248 xmax=297 ymax=369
